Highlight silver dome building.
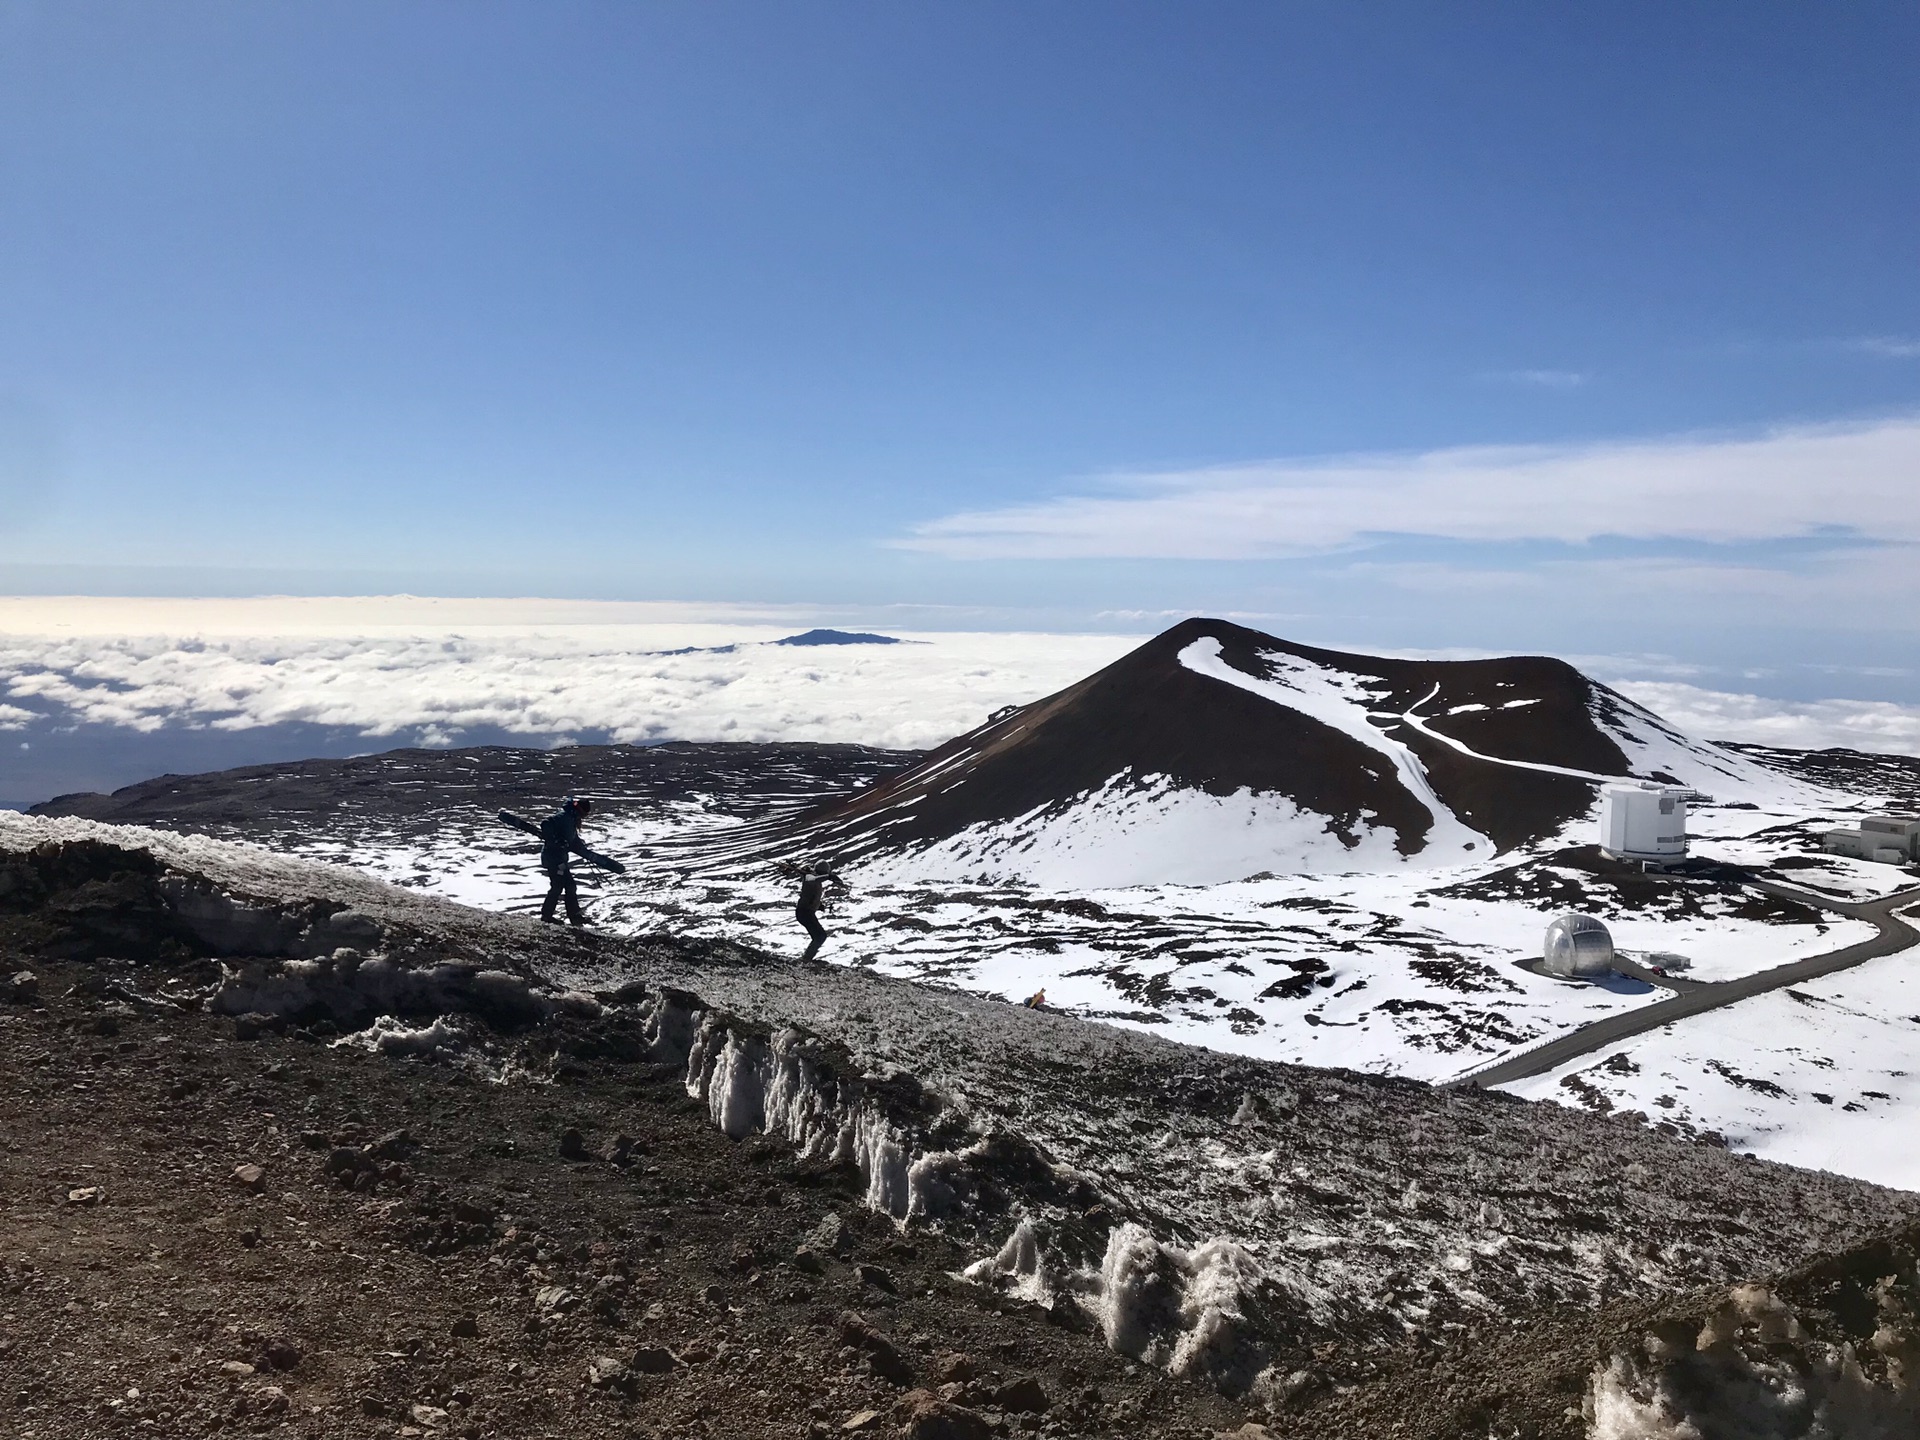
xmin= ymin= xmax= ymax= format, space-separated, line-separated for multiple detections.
xmin=1543 ymin=914 xmax=1615 ymax=978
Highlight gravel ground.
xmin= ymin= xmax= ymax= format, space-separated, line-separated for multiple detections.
xmin=0 ymin=957 xmax=1246 ymax=1440
xmin=7 ymin=814 xmax=1920 ymax=1439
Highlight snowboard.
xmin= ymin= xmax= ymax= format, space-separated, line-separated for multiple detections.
xmin=496 ymin=809 xmax=626 ymax=874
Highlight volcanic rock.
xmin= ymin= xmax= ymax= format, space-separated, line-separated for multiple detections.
xmin=631 ymin=1345 xmax=676 ymax=1373
xmin=898 ymin=1389 xmax=993 ymax=1440
xmin=993 ymin=1376 xmax=1049 ymax=1413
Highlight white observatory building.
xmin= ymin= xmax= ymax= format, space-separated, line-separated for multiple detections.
xmin=1600 ymin=783 xmax=1697 ymax=865
xmin=1822 ymin=815 xmax=1920 ymax=865
xmin=1544 ymin=914 xmax=1616 ymax=978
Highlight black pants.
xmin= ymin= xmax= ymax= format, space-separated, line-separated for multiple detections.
xmin=798 ymin=905 xmax=827 ymax=959
xmin=542 ymin=866 xmax=584 ymax=926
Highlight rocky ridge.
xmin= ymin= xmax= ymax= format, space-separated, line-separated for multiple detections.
xmin=7 ymin=810 xmax=1920 ymax=1436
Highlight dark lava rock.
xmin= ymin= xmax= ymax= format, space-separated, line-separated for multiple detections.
xmin=232 ymin=1012 xmax=283 ymax=1041
xmin=994 ymin=1376 xmax=1049 ymax=1414
xmin=898 ymin=1389 xmax=993 ymax=1440
xmin=630 ymin=1345 xmax=676 ymax=1374
xmin=838 ymin=1310 xmax=913 ymax=1385
xmin=857 ymin=1263 xmax=899 ymax=1294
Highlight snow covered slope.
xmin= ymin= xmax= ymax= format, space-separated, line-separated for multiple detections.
xmin=701 ymin=618 xmax=1822 ymax=887
xmin=1500 ymin=897 xmax=1920 ymax=1189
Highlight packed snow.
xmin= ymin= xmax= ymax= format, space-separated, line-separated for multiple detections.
xmin=846 ymin=776 xmax=1445 ymax=889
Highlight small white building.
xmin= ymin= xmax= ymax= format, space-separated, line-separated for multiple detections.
xmin=1544 ymin=914 xmax=1615 ymax=978
xmin=1600 ymin=784 xmax=1694 ymax=865
xmin=1823 ymin=815 xmax=1920 ymax=865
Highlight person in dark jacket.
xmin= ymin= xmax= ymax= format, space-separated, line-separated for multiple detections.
xmin=539 ymin=796 xmax=598 ymax=926
xmin=795 ymin=865 xmax=842 ymax=960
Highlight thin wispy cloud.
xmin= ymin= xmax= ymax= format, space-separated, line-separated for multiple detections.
xmin=1479 ymin=368 xmax=1589 ymax=389
xmin=1350 ymin=545 xmax=1920 ymax=615
xmin=1843 ymin=335 xmax=1920 ymax=359
xmin=894 ymin=416 xmax=1920 ymax=561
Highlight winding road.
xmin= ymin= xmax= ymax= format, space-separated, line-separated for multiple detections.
xmin=1451 ymin=878 xmax=1920 ymax=1090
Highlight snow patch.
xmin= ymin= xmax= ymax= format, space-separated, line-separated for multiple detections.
xmin=1180 ymin=637 xmax=1492 ymax=861
xmin=1585 ymin=1283 xmax=1920 ymax=1440
xmin=336 ymin=1014 xmax=470 ymax=1059
xmin=858 ymin=773 xmax=1431 ymax=888
xmin=1097 ymin=1222 xmax=1292 ymax=1396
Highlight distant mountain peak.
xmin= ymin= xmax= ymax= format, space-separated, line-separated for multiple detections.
xmin=772 ymin=629 xmax=902 ymax=647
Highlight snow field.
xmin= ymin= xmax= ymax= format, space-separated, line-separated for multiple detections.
xmin=1500 ymin=900 xmax=1920 ymax=1191
xmin=245 ymin=800 xmax=1871 ymax=1086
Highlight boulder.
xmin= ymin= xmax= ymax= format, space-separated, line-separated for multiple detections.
xmin=857 ymin=1262 xmax=899 ymax=1294
xmin=810 ymin=1212 xmax=853 ymax=1256
xmin=586 ymin=1356 xmax=631 ymax=1390
xmin=630 ymin=1345 xmax=676 ymax=1374
xmin=994 ymin=1376 xmax=1049 ymax=1414
xmin=792 ymin=1246 xmax=827 ymax=1275
xmin=231 ymin=1012 xmax=283 ymax=1042
xmin=897 ymin=1390 xmax=992 ymax=1440
xmin=839 ymin=1310 xmax=913 ymax=1385
xmin=932 ymin=1352 xmax=976 ymax=1384
xmin=534 ymin=1285 xmax=577 ymax=1316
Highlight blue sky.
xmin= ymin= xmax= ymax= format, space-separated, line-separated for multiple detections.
xmin=1 ymin=3 xmax=1916 ymax=698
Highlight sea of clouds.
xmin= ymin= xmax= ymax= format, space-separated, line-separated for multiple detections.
xmin=1 ymin=596 xmax=1915 ymax=761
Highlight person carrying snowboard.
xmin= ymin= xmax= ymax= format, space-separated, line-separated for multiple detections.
xmin=795 ymin=864 xmax=843 ymax=961
xmin=497 ymin=796 xmax=625 ymax=928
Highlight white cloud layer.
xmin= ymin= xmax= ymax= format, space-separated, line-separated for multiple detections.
xmin=2 ymin=598 xmax=1914 ymax=757
xmin=1609 ymin=681 xmax=1920 ymax=756
xmin=0 ymin=611 xmax=1138 ymax=751
xmin=895 ymin=416 xmax=1920 ymax=559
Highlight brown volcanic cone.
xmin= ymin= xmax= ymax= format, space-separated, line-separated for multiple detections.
xmin=778 ymin=618 xmax=1635 ymax=868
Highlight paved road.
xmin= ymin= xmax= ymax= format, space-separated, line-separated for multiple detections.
xmin=1451 ymin=878 xmax=1920 ymax=1090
